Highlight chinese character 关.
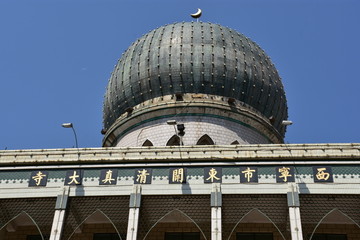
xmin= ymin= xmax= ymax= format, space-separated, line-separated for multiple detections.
xmin=136 ymin=169 xmax=150 ymax=183
xmin=172 ymin=168 xmax=184 ymax=183
xmin=316 ymin=168 xmax=330 ymax=180
xmin=102 ymin=170 xmax=115 ymax=184
xmin=278 ymin=167 xmax=292 ymax=182
xmin=206 ymin=168 xmax=220 ymax=182
xmin=241 ymin=167 xmax=256 ymax=182
xmin=32 ymin=171 xmax=46 ymax=186
xmin=68 ymin=171 xmax=80 ymax=185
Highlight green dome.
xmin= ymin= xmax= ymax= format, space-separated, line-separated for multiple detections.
xmin=103 ymin=22 xmax=288 ymax=136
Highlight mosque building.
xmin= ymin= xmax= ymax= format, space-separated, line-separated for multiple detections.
xmin=0 ymin=19 xmax=360 ymax=240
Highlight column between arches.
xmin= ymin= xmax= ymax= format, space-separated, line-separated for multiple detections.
xmin=287 ymin=183 xmax=303 ymax=240
xmin=211 ymin=183 xmax=222 ymax=240
xmin=127 ymin=184 xmax=142 ymax=240
xmin=49 ymin=186 xmax=70 ymax=240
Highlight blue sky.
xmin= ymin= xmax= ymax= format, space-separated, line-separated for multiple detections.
xmin=0 ymin=0 xmax=359 ymax=149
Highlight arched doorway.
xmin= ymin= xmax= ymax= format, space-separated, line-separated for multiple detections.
xmin=0 ymin=212 xmax=44 ymax=240
xmin=143 ymin=209 xmax=207 ymax=240
xmin=310 ymin=209 xmax=360 ymax=240
xmin=68 ymin=210 xmax=122 ymax=240
xmin=227 ymin=209 xmax=286 ymax=240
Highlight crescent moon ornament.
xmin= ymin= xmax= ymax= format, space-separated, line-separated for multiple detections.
xmin=191 ymin=8 xmax=202 ymax=19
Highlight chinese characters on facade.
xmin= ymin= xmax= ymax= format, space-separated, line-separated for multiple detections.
xmin=276 ymin=167 xmax=295 ymax=183
xmin=134 ymin=169 xmax=152 ymax=184
xmin=169 ymin=168 xmax=186 ymax=184
xmin=29 ymin=171 xmax=48 ymax=186
xmin=65 ymin=170 xmax=83 ymax=185
xmin=240 ymin=167 xmax=258 ymax=183
xmin=313 ymin=166 xmax=333 ymax=183
xmin=204 ymin=167 xmax=222 ymax=183
xmin=99 ymin=169 xmax=118 ymax=185
xmin=28 ymin=166 xmax=334 ymax=187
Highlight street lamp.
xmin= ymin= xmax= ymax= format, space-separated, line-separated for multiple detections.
xmin=282 ymin=120 xmax=293 ymax=126
xmin=166 ymin=120 xmax=185 ymax=145
xmin=61 ymin=123 xmax=79 ymax=148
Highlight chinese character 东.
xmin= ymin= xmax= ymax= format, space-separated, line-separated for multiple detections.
xmin=316 ymin=168 xmax=330 ymax=181
xmin=102 ymin=170 xmax=115 ymax=184
xmin=206 ymin=168 xmax=220 ymax=182
xmin=278 ymin=167 xmax=292 ymax=182
xmin=136 ymin=169 xmax=150 ymax=183
xmin=172 ymin=168 xmax=184 ymax=183
xmin=32 ymin=171 xmax=46 ymax=186
xmin=241 ymin=167 xmax=256 ymax=182
xmin=68 ymin=171 xmax=80 ymax=185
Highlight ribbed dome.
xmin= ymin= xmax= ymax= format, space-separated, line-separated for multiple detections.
xmin=103 ymin=22 xmax=288 ymax=136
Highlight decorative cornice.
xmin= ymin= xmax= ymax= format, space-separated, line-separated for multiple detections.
xmin=0 ymin=143 xmax=359 ymax=167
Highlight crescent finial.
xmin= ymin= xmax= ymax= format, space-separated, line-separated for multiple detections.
xmin=190 ymin=8 xmax=202 ymax=19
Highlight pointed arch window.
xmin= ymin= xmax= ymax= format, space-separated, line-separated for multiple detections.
xmin=142 ymin=139 xmax=153 ymax=146
xmin=228 ymin=209 xmax=286 ymax=240
xmin=68 ymin=210 xmax=121 ymax=240
xmin=143 ymin=209 xmax=206 ymax=240
xmin=310 ymin=209 xmax=357 ymax=240
xmin=196 ymin=134 xmax=214 ymax=145
xmin=166 ymin=135 xmax=180 ymax=146
xmin=0 ymin=212 xmax=44 ymax=240
xmin=231 ymin=140 xmax=240 ymax=145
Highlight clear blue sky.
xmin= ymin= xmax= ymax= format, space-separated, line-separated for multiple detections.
xmin=1 ymin=0 xmax=359 ymax=149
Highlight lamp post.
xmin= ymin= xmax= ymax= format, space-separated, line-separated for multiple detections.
xmin=282 ymin=120 xmax=293 ymax=126
xmin=61 ymin=123 xmax=79 ymax=148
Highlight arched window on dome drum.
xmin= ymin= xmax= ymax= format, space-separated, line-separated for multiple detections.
xmin=166 ymin=135 xmax=180 ymax=146
xmin=142 ymin=139 xmax=153 ymax=146
xmin=196 ymin=135 xmax=214 ymax=145
xmin=231 ymin=140 xmax=240 ymax=145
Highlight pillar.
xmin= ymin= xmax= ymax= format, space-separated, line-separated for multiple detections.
xmin=288 ymin=183 xmax=303 ymax=240
xmin=211 ymin=183 xmax=222 ymax=240
xmin=126 ymin=185 xmax=142 ymax=240
xmin=49 ymin=186 xmax=69 ymax=240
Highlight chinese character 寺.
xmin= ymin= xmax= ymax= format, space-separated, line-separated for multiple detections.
xmin=278 ymin=167 xmax=292 ymax=182
xmin=206 ymin=168 xmax=220 ymax=182
xmin=136 ymin=169 xmax=150 ymax=184
xmin=102 ymin=170 xmax=115 ymax=184
xmin=68 ymin=171 xmax=81 ymax=185
xmin=241 ymin=167 xmax=256 ymax=182
xmin=172 ymin=168 xmax=184 ymax=183
xmin=316 ymin=168 xmax=330 ymax=181
xmin=32 ymin=171 xmax=46 ymax=186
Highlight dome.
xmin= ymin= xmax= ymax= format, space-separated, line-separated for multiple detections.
xmin=103 ymin=22 xmax=288 ymax=138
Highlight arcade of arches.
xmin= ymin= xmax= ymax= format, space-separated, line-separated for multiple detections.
xmin=1 ymin=195 xmax=360 ymax=240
